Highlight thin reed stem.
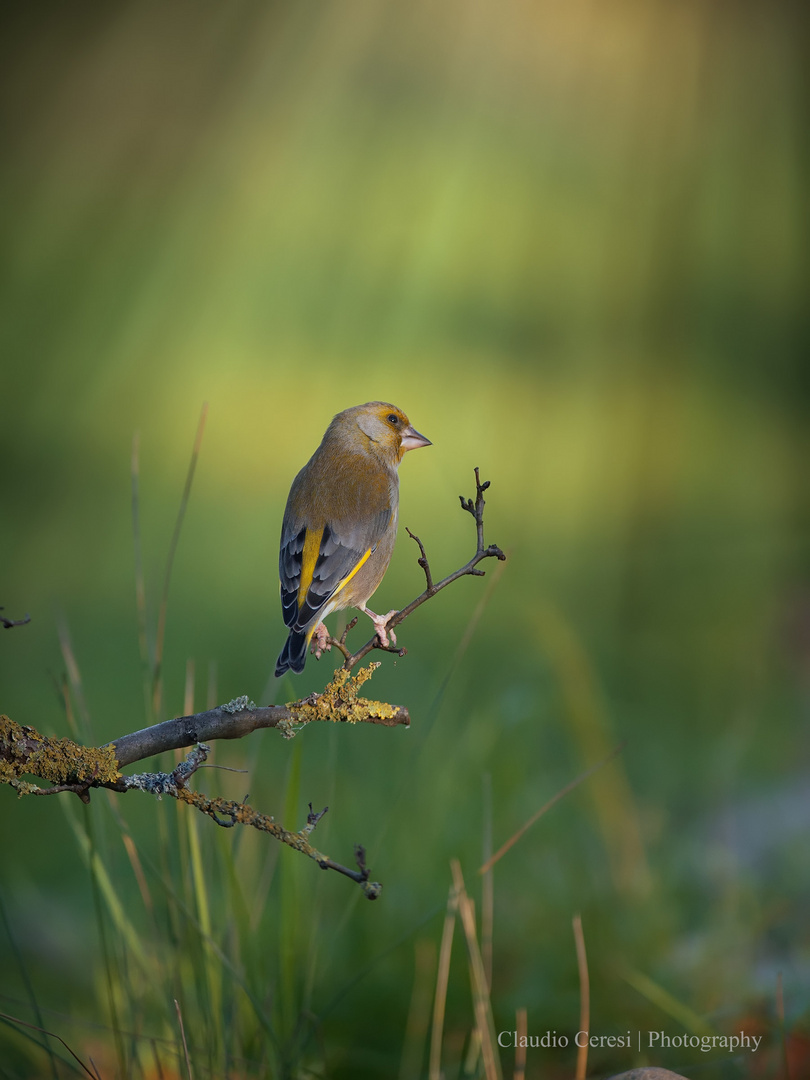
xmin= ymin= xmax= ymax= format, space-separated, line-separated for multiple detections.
xmin=573 ymin=914 xmax=589 ymax=1080
xmin=152 ymin=403 xmax=209 ymax=718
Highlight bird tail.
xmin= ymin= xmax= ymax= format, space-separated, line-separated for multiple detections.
xmin=275 ymin=628 xmax=310 ymax=677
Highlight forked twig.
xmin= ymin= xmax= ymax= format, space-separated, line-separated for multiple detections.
xmin=326 ymin=468 xmax=505 ymax=670
xmin=122 ymin=746 xmax=382 ymax=897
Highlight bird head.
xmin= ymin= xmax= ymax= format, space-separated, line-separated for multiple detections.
xmin=345 ymin=402 xmax=432 ymax=464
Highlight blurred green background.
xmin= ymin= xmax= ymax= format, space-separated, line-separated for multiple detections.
xmin=1 ymin=0 xmax=807 ymax=1077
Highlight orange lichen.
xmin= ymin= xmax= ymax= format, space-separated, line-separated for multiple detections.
xmin=0 ymin=715 xmax=121 ymax=790
xmin=280 ymin=664 xmax=399 ymax=737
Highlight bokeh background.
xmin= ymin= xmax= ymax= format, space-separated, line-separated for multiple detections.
xmin=1 ymin=1 xmax=807 ymax=1077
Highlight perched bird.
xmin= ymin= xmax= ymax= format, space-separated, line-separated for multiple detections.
xmin=275 ymin=402 xmax=431 ymax=677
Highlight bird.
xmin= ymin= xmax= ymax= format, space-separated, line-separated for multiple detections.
xmin=275 ymin=402 xmax=432 ymax=677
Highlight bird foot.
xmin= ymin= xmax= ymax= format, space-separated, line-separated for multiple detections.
xmin=311 ymin=622 xmax=331 ymax=659
xmin=366 ymin=609 xmax=398 ymax=648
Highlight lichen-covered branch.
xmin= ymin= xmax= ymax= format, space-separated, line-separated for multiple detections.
xmin=0 ymin=668 xmax=399 ymax=897
xmin=109 ymin=665 xmax=408 ymax=768
xmin=328 ymin=467 xmax=506 ymax=670
xmin=121 ymin=745 xmax=382 ymax=898
xmin=0 ymin=665 xmax=408 ymax=791
xmin=0 ymin=715 xmax=121 ymax=801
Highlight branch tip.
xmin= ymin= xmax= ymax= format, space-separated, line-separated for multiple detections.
xmin=339 ymin=468 xmax=505 ymax=669
xmin=354 ymin=843 xmax=370 ymax=880
xmin=307 ymin=802 xmax=329 ymax=828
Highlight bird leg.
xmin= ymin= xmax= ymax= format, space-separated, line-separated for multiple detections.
xmin=358 ymin=605 xmax=398 ymax=648
xmin=311 ymin=621 xmax=331 ymax=659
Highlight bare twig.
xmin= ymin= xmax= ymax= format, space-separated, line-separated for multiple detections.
xmin=120 ymin=746 xmax=382 ymax=897
xmin=1 ymin=608 xmax=31 ymax=629
xmin=329 ymin=468 xmax=505 ymax=670
xmin=406 ymin=528 xmax=433 ymax=592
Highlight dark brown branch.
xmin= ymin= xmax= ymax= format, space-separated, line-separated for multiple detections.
xmin=1 ymin=668 xmax=409 ymax=788
xmin=109 ymin=701 xmax=294 ymax=768
xmin=330 ymin=468 xmax=505 ymax=670
xmin=108 ymin=678 xmax=408 ymax=772
xmin=406 ymin=527 xmax=434 ymax=591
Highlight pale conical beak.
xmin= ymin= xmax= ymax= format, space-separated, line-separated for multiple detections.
xmin=400 ymin=425 xmax=432 ymax=452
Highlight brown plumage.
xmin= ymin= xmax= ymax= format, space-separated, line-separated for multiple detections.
xmin=275 ymin=402 xmax=431 ymax=676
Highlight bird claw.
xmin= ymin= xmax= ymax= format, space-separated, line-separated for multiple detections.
xmin=311 ymin=622 xmax=331 ymax=659
xmin=371 ymin=610 xmax=398 ymax=649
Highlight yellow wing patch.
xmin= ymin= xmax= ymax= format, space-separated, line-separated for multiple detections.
xmin=298 ymin=526 xmax=324 ymax=609
xmin=333 ymin=546 xmax=373 ymax=596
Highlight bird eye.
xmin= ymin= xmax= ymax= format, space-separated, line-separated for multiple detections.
xmin=387 ymin=414 xmax=399 ymax=425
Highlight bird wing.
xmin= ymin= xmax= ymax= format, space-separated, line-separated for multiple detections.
xmin=279 ymin=507 xmax=392 ymax=632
